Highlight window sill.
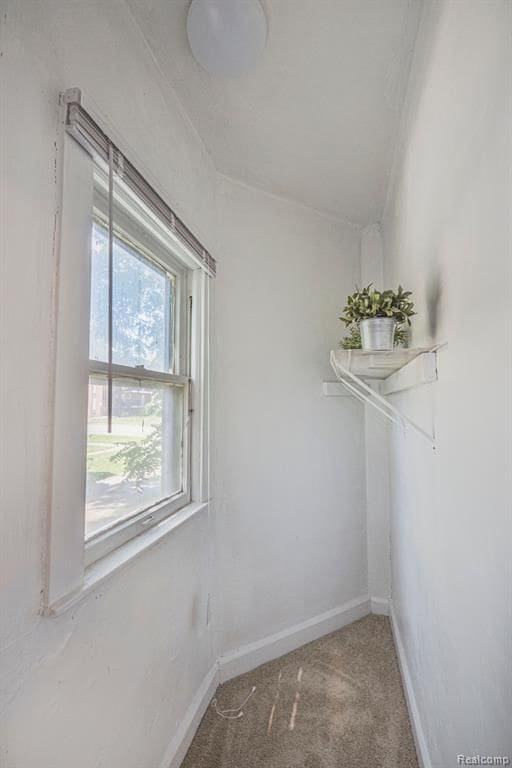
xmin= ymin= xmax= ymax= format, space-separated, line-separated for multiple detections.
xmin=43 ymin=500 xmax=209 ymax=617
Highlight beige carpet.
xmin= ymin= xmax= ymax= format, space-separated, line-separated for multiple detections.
xmin=181 ymin=615 xmax=418 ymax=768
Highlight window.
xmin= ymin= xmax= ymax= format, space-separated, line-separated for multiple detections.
xmin=46 ymin=94 xmax=214 ymax=611
xmin=84 ymin=167 xmax=192 ymax=563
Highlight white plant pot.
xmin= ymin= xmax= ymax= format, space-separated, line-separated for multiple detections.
xmin=360 ymin=318 xmax=396 ymax=351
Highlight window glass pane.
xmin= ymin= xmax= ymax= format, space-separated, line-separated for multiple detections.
xmin=112 ymin=237 xmax=174 ymax=372
xmin=89 ymin=222 xmax=175 ymax=372
xmin=85 ymin=375 xmax=184 ymax=538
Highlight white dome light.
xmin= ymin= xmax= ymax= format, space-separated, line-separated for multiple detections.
xmin=186 ymin=0 xmax=267 ymax=78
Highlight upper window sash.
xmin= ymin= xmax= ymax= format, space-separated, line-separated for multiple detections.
xmin=90 ymin=218 xmax=176 ymax=375
xmin=92 ymin=171 xmax=190 ymax=377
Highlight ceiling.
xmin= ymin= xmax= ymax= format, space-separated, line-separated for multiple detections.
xmin=127 ymin=0 xmax=422 ymax=226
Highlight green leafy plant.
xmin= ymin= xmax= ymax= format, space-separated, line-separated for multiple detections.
xmin=340 ymin=284 xmax=415 ymax=326
xmin=339 ymin=284 xmax=415 ymax=350
xmin=340 ymin=325 xmax=364 ymax=350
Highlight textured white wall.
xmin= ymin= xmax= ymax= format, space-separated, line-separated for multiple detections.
xmin=213 ymin=176 xmax=367 ymax=655
xmin=0 ymin=3 xmax=217 ymax=767
xmin=382 ymin=0 xmax=512 ymax=763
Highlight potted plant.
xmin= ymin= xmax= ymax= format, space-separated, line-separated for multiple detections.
xmin=340 ymin=284 xmax=415 ymax=351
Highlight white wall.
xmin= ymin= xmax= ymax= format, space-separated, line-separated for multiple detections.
xmin=213 ymin=176 xmax=367 ymax=656
xmin=382 ymin=0 xmax=512 ymax=764
xmin=0 ymin=3 xmax=217 ymax=767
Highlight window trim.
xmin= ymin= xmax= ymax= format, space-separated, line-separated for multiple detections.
xmin=45 ymin=125 xmax=211 ymax=613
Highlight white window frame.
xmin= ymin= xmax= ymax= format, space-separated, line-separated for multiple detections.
xmin=45 ymin=128 xmax=210 ymax=612
xmin=84 ymin=168 xmax=192 ymax=566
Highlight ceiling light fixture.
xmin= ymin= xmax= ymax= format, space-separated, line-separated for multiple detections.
xmin=186 ymin=0 xmax=267 ymax=78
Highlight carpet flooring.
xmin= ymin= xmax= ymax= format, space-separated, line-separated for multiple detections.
xmin=181 ymin=615 xmax=418 ymax=768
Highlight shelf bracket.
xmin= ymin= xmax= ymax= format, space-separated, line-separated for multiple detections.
xmin=330 ymin=350 xmax=436 ymax=446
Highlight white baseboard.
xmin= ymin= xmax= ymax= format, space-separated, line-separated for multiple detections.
xmin=389 ymin=600 xmax=432 ymax=768
xmin=160 ymin=664 xmax=219 ymax=768
xmin=370 ymin=596 xmax=389 ymax=615
xmin=161 ymin=595 xmax=400 ymax=767
xmin=218 ymin=594 xmax=371 ymax=683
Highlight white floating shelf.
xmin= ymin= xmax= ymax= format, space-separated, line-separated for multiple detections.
xmin=330 ymin=348 xmax=431 ymax=381
xmin=329 ymin=347 xmax=439 ymax=445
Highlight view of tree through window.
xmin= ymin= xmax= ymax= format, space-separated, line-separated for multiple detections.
xmin=85 ymin=223 xmax=183 ymax=538
xmin=85 ymin=377 xmax=183 ymax=537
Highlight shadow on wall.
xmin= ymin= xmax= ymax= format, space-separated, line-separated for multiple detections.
xmin=426 ymin=266 xmax=442 ymax=341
